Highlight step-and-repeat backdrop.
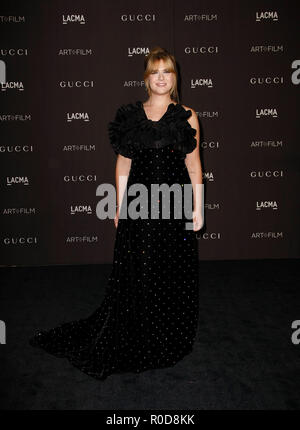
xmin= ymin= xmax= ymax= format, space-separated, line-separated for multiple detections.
xmin=1 ymin=0 xmax=299 ymax=266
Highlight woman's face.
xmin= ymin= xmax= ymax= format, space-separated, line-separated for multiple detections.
xmin=147 ymin=59 xmax=174 ymax=96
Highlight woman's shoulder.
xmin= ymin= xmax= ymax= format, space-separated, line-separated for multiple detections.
xmin=180 ymin=104 xmax=198 ymax=132
xmin=107 ymin=102 xmax=141 ymax=136
xmin=111 ymin=101 xmax=140 ymax=120
xmin=180 ymin=104 xmax=197 ymax=118
xmin=107 ymin=101 xmax=142 ymax=159
xmin=172 ymin=103 xmax=198 ymax=155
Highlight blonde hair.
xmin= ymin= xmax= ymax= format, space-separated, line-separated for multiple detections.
xmin=143 ymin=46 xmax=179 ymax=103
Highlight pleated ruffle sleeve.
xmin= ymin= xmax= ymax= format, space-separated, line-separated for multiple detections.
xmin=107 ymin=104 xmax=138 ymax=159
xmin=172 ymin=107 xmax=197 ymax=156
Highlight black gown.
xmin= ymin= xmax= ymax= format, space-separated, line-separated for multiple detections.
xmin=29 ymin=100 xmax=199 ymax=380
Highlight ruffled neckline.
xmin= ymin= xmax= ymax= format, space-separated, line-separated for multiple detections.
xmin=136 ymin=100 xmax=180 ymax=124
xmin=108 ymin=100 xmax=197 ymax=159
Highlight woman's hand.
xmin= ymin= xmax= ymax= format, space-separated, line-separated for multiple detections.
xmin=192 ymin=210 xmax=204 ymax=232
xmin=114 ymin=207 xmax=120 ymax=229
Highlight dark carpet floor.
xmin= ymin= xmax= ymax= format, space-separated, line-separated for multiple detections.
xmin=0 ymin=259 xmax=299 ymax=410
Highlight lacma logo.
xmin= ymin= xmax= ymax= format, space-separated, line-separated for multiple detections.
xmin=256 ymin=11 xmax=279 ymax=22
xmin=256 ymin=108 xmax=278 ymax=118
xmin=0 ymin=320 xmax=6 ymax=344
xmin=62 ymin=14 xmax=86 ymax=24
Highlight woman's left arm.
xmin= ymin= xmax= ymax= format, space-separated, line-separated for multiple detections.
xmin=184 ymin=107 xmax=204 ymax=231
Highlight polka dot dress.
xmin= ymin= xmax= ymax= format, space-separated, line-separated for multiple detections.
xmin=29 ymin=100 xmax=200 ymax=380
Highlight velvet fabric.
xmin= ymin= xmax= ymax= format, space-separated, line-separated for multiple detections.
xmin=29 ymin=100 xmax=199 ymax=381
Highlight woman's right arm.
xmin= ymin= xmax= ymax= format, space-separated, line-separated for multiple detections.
xmin=114 ymin=154 xmax=132 ymax=228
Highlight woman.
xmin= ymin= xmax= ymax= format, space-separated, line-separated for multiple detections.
xmin=29 ymin=46 xmax=204 ymax=381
